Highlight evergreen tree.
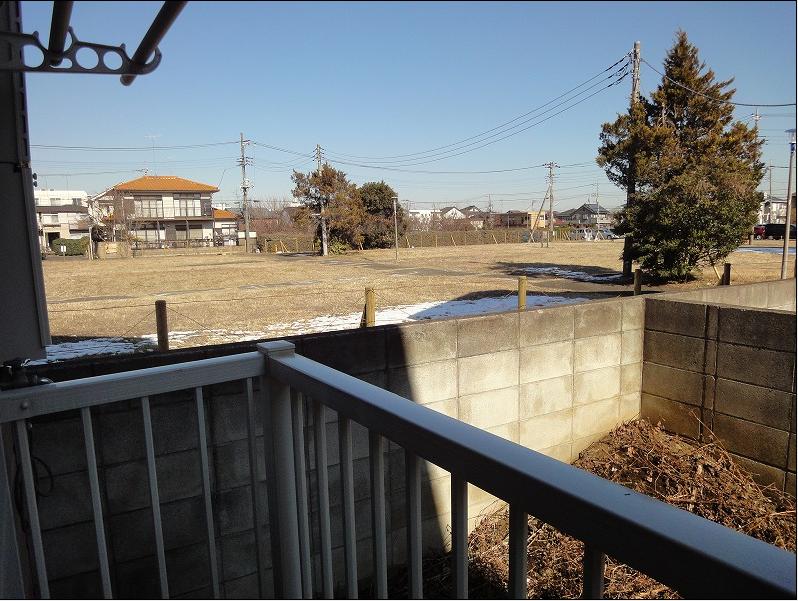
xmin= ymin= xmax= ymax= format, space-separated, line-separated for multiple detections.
xmin=597 ymin=31 xmax=764 ymax=280
xmin=359 ymin=181 xmax=407 ymax=248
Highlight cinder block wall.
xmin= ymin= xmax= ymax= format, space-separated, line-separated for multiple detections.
xmin=641 ymin=297 xmax=796 ymax=497
xmin=23 ymin=294 xmax=644 ymax=598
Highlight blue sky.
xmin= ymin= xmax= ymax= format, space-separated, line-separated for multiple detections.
xmin=22 ymin=1 xmax=797 ymax=212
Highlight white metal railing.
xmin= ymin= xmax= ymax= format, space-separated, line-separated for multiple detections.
xmin=0 ymin=342 xmax=795 ymax=599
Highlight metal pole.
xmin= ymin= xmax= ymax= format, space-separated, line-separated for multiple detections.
xmin=120 ymin=1 xmax=188 ymax=86
xmin=393 ymin=196 xmax=399 ymax=261
xmin=781 ymin=134 xmax=795 ymax=279
xmin=47 ymin=1 xmax=73 ymax=66
xmin=155 ymin=300 xmax=169 ymax=352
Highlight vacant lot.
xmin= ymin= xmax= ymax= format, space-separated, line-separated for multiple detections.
xmin=43 ymin=239 xmax=795 ymax=347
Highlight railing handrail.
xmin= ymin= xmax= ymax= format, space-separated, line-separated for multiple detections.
xmin=265 ymin=345 xmax=797 ymax=599
xmin=0 ymin=351 xmax=264 ymax=422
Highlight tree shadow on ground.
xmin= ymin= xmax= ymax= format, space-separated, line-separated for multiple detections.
xmin=491 ymin=261 xmax=632 ymax=285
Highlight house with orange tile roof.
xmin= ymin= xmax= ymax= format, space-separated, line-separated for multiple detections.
xmin=93 ymin=175 xmax=239 ymax=247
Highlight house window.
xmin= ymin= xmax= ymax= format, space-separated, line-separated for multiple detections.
xmin=134 ymin=197 xmax=163 ymax=218
xmin=175 ymin=193 xmax=202 ymax=217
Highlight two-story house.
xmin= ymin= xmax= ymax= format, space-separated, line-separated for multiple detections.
xmin=556 ymin=202 xmax=614 ymax=227
xmin=94 ymin=175 xmax=237 ymax=246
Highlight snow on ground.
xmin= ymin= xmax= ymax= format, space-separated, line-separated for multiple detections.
xmin=735 ymin=246 xmax=795 ymax=255
xmin=522 ymin=266 xmax=624 ymax=282
xmin=32 ymin=294 xmax=587 ymax=364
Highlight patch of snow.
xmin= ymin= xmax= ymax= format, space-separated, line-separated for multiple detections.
xmin=27 ymin=337 xmax=154 ymax=365
xmin=31 ymin=294 xmax=587 ymax=363
xmin=735 ymin=246 xmax=795 ymax=255
xmin=522 ymin=266 xmax=624 ymax=282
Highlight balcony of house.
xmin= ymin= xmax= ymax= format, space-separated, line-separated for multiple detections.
xmin=1 ymin=279 xmax=795 ymax=599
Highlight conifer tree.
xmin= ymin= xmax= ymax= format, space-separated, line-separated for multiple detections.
xmin=597 ymin=31 xmax=764 ymax=280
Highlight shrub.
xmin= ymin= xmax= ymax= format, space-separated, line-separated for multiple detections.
xmin=50 ymin=237 xmax=89 ymax=256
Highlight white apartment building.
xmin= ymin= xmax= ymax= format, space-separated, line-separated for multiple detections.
xmin=34 ymin=189 xmax=91 ymax=250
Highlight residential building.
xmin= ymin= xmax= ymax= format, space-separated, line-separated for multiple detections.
xmin=439 ymin=206 xmax=466 ymax=219
xmin=556 ymin=202 xmax=614 ymax=227
xmin=758 ymin=194 xmax=796 ymax=224
xmin=33 ymin=189 xmax=91 ymax=250
xmin=94 ymin=175 xmax=236 ymax=246
xmin=408 ymin=208 xmax=441 ymax=230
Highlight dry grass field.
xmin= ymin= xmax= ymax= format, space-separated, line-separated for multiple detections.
xmin=43 ymin=239 xmax=795 ymax=348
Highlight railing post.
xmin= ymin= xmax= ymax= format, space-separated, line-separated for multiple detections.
xmin=0 ymin=426 xmax=24 ymax=598
xmin=258 ymin=341 xmax=302 ymax=599
xmin=518 ymin=276 xmax=527 ymax=311
xmin=155 ymin=300 xmax=169 ymax=351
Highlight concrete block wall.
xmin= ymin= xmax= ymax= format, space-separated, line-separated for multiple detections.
xmin=641 ymin=298 xmax=796 ymax=496
xmin=24 ymin=294 xmax=645 ymax=598
xmin=666 ymin=278 xmax=796 ymax=312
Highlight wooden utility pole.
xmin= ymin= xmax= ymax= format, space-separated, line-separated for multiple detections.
xmin=239 ymin=133 xmax=251 ymax=252
xmin=316 ymin=144 xmax=329 ymax=257
xmin=623 ymin=41 xmax=641 ymax=277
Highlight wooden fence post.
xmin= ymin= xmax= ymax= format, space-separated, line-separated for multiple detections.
xmin=155 ymin=300 xmax=169 ymax=352
xmin=722 ymin=263 xmax=732 ymax=286
xmin=365 ymin=287 xmax=376 ymax=327
xmin=518 ymin=276 xmax=527 ymax=310
xmin=633 ymin=269 xmax=642 ymax=296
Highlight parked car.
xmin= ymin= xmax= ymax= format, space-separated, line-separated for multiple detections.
xmin=753 ymin=224 xmax=766 ymax=239
xmin=570 ymin=228 xmax=595 ymax=241
xmin=764 ymin=223 xmax=796 ymax=240
xmin=599 ymin=228 xmax=620 ymax=240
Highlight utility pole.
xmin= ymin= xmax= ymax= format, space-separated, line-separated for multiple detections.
xmin=623 ymin=41 xmax=642 ymax=277
xmin=316 ymin=144 xmax=329 ymax=256
xmin=393 ymin=195 xmax=399 ymax=261
xmin=769 ymin=162 xmax=773 ymax=201
xmin=544 ymin=162 xmax=558 ymax=245
xmin=781 ymin=129 xmax=795 ymax=279
xmin=239 ymin=133 xmax=251 ymax=252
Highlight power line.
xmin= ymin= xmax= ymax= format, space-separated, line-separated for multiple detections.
xmin=640 ymin=58 xmax=795 ymax=108
xmin=325 ymin=67 xmax=630 ymax=168
xmin=31 ymin=141 xmax=240 ymax=151
xmin=324 ymin=54 xmax=630 ymax=162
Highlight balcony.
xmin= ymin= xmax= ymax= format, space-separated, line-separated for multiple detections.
xmin=1 ymin=281 xmax=795 ymax=599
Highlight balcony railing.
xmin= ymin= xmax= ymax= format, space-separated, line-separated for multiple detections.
xmin=0 ymin=342 xmax=794 ymax=599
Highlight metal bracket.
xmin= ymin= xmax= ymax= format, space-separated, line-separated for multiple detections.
xmin=0 ymin=27 xmax=161 ymax=75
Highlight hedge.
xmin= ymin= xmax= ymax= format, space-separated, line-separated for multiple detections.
xmin=50 ymin=237 xmax=89 ymax=256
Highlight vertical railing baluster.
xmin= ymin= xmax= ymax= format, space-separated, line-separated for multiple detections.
xmin=313 ymin=400 xmax=334 ymax=599
xmin=256 ymin=340 xmax=302 ymax=600
xmin=581 ymin=543 xmax=606 ymax=599
xmin=15 ymin=420 xmax=50 ymax=599
xmin=406 ymin=450 xmax=422 ymax=599
xmin=369 ymin=432 xmax=387 ymax=599
xmin=246 ymin=378 xmax=267 ymax=596
xmin=291 ymin=391 xmax=313 ymax=599
xmin=0 ymin=426 xmax=25 ymax=599
xmin=451 ymin=476 xmax=468 ymax=599
xmin=508 ymin=504 xmax=528 ymax=600
xmin=141 ymin=396 xmax=169 ymax=599
xmin=339 ymin=417 xmax=358 ymax=599
xmin=195 ymin=388 xmax=220 ymax=599
xmin=80 ymin=407 xmax=112 ymax=599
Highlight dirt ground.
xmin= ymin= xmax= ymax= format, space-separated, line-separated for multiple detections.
xmin=43 ymin=239 xmax=795 ymax=346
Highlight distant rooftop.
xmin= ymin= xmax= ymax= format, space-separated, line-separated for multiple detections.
xmin=111 ymin=175 xmax=219 ymax=193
